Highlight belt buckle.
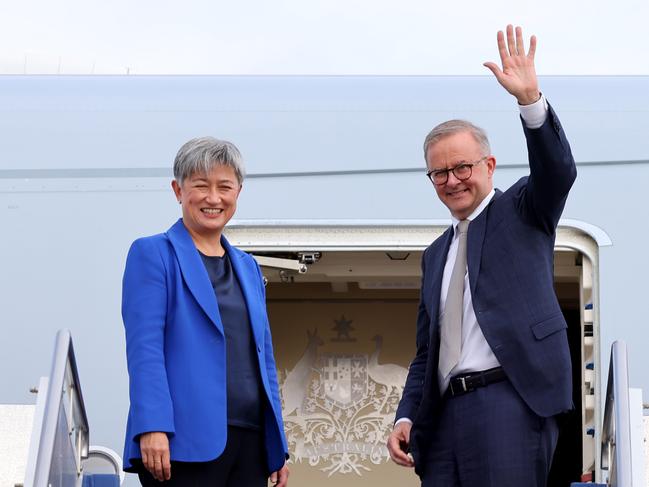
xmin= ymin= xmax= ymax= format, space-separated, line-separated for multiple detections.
xmin=450 ymin=376 xmax=469 ymax=396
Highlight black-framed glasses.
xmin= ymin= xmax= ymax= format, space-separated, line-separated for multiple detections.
xmin=426 ymin=156 xmax=488 ymax=186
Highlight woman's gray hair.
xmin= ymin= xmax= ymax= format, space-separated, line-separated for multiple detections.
xmin=423 ymin=120 xmax=491 ymax=163
xmin=173 ymin=137 xmax=246 ymax=185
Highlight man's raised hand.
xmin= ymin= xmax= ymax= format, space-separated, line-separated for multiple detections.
xmin=484 ymin=25 xmax=541 ymax=106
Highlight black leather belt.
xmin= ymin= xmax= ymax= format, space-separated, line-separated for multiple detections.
xmin=448 ymin=367 xmax=507 ymax=397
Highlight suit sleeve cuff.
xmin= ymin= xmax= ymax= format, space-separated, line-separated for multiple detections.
xmin=519 ymin=94 xmax=548 ymax=129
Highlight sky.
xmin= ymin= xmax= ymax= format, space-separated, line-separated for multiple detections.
xmin=1 ymin=0 xmax=648 ymax=75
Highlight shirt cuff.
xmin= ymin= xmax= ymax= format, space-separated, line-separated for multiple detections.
xmin=395 ymin=417 xmax=413 ymax=426
xmin=518 ymin=93 xmax=548 ymax=129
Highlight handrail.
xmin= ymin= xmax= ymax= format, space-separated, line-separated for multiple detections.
xmin=23 ymin=329 xmax=90 ymax=487
xmin=601 ymin=340 xmax=633 ymax=486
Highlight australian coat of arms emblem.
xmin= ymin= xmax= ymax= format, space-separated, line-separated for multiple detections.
xmin=279 ymin=318 xmax=408 ymax=476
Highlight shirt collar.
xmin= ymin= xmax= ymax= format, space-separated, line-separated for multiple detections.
xmin=451 ymin=188 xmax=496 ymax=235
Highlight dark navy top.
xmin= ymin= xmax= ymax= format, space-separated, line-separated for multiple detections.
xmin=199 ymin=251 xmax=263 ymax=430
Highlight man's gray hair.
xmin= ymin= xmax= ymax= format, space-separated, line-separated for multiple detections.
xmin=423 ymin=120 xmax=491 ymax=163
xmin=173 ymin=137 xmax=246 ymax=185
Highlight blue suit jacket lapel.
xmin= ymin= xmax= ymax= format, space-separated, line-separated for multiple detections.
xmin=467 ymin=189 xmax=502 ymax=296
xmin=427 ymin=227 xmax=453 ymax=339
xmin=166 ymin=219 xmax=224 ymax=335
xmin=222 ymin=236 xmax=264 ymax=347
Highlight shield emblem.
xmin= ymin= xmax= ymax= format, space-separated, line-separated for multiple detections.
xmin=319 ymin=354 xmax=367 ymax=408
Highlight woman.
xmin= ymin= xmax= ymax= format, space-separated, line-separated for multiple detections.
xmin=122 ymin=137 xmax=289 ymax=486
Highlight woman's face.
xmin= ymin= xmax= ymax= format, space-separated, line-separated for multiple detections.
xmin=171 ymin=165 xmax=241 ymax=240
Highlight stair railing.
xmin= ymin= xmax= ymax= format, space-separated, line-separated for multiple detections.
xmin=23 ymin=329 xmax=90 ymax=487
xmin=601 ymin=340 xmax=633 ymax=486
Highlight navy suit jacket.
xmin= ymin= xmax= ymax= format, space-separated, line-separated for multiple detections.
xmin=396 ymin=106 xmax=577 ymax=474
xmin=122 ymin=219 xmax=288 ymax=473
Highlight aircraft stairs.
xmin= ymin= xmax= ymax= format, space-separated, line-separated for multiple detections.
xmin=0 ymin=330 xmax=123 ymax=487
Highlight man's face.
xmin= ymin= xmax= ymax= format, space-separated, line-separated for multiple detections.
xmin=425 ymin=131 xmax=496 ymax=220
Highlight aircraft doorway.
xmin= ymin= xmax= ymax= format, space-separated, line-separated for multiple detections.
xmin=224 ymin=223 xmax=601 ymax=486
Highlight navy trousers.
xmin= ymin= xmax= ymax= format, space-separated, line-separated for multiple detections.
xmin=136 ymin=426 xmax=267 ymax=487
xmin=421 ymin=379 xmax=559 ymax=487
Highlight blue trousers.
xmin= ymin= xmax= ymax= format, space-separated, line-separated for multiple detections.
xmin=421 ymin=379 xmax=559 ymax=487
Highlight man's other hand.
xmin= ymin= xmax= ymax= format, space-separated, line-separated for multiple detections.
xmin=484 ymin=25 xmax=541 ymax=105
xmin=140 ymin=431 xmax=171 ymax=481
xmin=387 ymin=422 xmax=415 ymax=468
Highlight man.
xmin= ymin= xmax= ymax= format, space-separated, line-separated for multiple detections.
xmin=387 ymin=25 xmax=576 ymax=486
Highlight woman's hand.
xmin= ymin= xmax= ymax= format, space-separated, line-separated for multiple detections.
xmin=269 ymin=463 xmax=290 ymax=487
xmin=140 ymin=431 xmax=171 ymax=482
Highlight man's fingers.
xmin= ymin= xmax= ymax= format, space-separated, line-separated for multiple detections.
xmin=515 ymin=26 xmax=525 ymax=55
xmin=389 ymin=450 xmax=411 ymax=465
xmin=387 ymin=423 xmax=414 ymax=467
xmin=270 ymin=471 xmax=278 ymax=483
xmin=527 ymin=35 xmax=537 ymax=60
xmin=483 ymin=62 xmax=505 ymax=84
xmin=506 ymin=24 xmax=516 ymax=56
xmin=483 ymin=62 xmax=502 ymax=76
xmin=496 ymin=30 xmax=508 ymax=64
xmin=389 ymin=448 xmax=413 ymax=467
xmin=387 ymin=432 xmax=414 ymax=467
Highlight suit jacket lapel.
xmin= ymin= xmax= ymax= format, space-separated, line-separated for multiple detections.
xmin=222 ymin=236 xmax=263 ymax=347
xmin=427 ymin=227 xmax=454 ymax=338
xmin=166 ymin=219 xmax=224 ymax=335
xmin=467 ymin=189 xmax=502 ymax=296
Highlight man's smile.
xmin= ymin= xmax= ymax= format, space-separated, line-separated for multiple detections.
xmin=446 ymin=188 xmax=469 ymax=198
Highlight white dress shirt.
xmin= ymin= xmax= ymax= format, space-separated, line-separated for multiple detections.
xmin=438 ymin=189 xmax=499 ymax=391
xmin=396 ymin=95 xmax=548 ymax=426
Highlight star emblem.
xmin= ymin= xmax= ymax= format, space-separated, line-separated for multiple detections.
xmin=331 ymin=315 xmax=356 ymax=342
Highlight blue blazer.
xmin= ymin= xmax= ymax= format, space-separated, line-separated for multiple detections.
xmin=396 ymin=106 xmax=577 ymax=474
xmin=122 ymin=219 xmax=288 ymax=473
